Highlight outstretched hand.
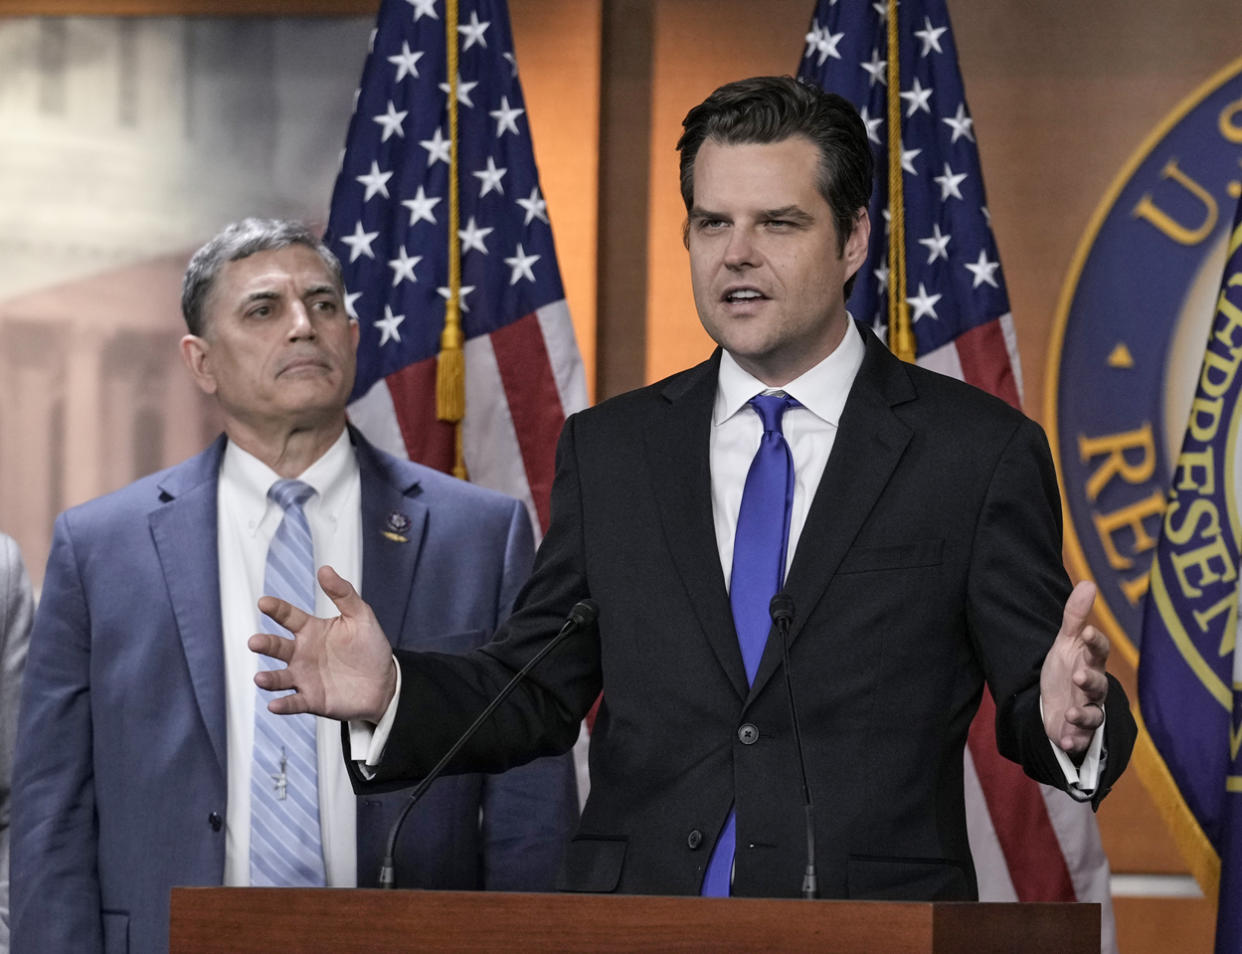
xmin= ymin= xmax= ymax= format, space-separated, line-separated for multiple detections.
xmin=1040 ymin=580 xmax=1109 ymax=759
xmin=249 ymin=565 xmax=397 ymax=724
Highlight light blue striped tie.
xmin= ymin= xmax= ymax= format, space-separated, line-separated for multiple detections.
xmin=251 ymin=478 xmax=326 ymax=887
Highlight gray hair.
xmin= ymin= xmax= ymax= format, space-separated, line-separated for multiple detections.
xmin=181 ymin=218 xmax=344 ymax=336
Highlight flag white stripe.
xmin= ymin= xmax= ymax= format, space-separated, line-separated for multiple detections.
xmin=347 ymin=378 xmax=408 ymax=461
xmin=462 ymin=333 xmax=541 ymax=542
xmin=963 ymin=746 xmax=1019 ymax=902
xmin=1041 ymin=783 xmax=1118 ymax=954
xmin=536 ymin=299 xmax=588 ymax=415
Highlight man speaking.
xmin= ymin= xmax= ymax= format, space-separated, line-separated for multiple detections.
xmin=252 ymin=78 xmax=1136 ymax=900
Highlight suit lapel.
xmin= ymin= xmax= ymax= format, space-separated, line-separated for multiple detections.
xmin=150 ymin=436 xmax=229 ymax=773
xmin=748 ymin=329 xmax=915 ymax=702
xmin=353 ymin=427 xmax=426 ymax=648
xmin=646 ymin=353 xmax=750 ymax=700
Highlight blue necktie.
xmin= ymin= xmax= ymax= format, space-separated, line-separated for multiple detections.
xmin=251 ymin=478 xmax=326 ymax=887
xmin=702 ymin=394 xmax=797 ymax=897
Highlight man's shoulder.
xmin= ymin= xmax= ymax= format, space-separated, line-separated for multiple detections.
xmin=572 ymin=355 xmax=717 ymax=427
xmin=57 ymin=438 xmax=224 ymax=532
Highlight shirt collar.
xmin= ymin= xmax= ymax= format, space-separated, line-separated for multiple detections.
xmin=713 ymin=319 xmax=866 ymax=427
xmin=220 ymin=428 xmax=355 ymax=533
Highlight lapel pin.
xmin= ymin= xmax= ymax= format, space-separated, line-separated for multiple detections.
xmin=382 ymin=510 xmax=411 ymax=543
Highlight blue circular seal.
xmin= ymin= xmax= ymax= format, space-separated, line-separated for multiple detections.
xmin=1048 ymin=56 xmax=1242 ymax=663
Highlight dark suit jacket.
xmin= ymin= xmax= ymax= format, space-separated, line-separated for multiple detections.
xmin=10 ymin=428 xmax=577 ymax=954
xmin=357 ymin=325 xmax=1135 ymax=901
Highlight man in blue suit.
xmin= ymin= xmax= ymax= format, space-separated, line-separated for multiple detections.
xmin=10 ymin=219 xmax=577 ymax=954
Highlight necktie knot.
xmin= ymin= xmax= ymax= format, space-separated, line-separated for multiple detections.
xmin=268 ymin=478 xmax=316 ymax=513
xmin=748 ymin=393 xmax=797 ymax=434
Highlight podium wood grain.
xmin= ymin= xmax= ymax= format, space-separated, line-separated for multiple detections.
xmin=169 ymin=888 xmax=1099 ymax=953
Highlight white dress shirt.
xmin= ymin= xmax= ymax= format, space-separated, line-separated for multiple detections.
xmin=218 ymin=429 xmax=362 ymax=886
xmin=710 ymin=323 xmax=864 ymax=589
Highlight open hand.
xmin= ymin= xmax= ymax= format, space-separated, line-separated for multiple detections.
xmin=1039 ymin=580 xmax=1109 ymax=758
xmin=248 ymin=565 xmax=397 ymax=723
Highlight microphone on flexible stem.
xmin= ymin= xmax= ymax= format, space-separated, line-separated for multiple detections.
xmin=770 ymin=591 xmax=817 ymax=900
xmin=379 ymin=598 xmax=599 ymax=888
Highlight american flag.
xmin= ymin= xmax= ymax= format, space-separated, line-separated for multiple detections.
xmin=798 ymin=2 xmax=1116 ymax=949
xmin=326 ymin=0 xmax=586 ymax=541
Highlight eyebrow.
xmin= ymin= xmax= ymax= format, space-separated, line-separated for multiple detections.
xmin=240 ymin=284 xmax=339 ymax=306
xmin=688 ymin=206 xmax=726 ymax=222
xmin=241 ymin=290 xmax=280 ymax=306
xmin=687 ymin=205 xmax=815 ymax=224
xmin=761 ymin=205 xmax=815 ymax=224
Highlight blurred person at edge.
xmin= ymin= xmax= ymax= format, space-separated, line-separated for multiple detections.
xmin=0 ymin=532 xmax=32 ymax=954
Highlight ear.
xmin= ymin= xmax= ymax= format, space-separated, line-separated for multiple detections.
xmin=843 ymin=208 xmax=871 ymax=278
xmin=179 ymin=334 xmax=218 ymax=396
xmin=349 ymin=317 xmax=360 ymax=350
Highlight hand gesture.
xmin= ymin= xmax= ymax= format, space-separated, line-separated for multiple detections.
xmin=1039 ymin=580 xmax=1109 ymax=758
xmin=248 ymin=565 xmax=397 ymax=724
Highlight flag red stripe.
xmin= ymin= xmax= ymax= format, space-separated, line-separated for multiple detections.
xmin=490 ymin=312 xmax=565 ymax=532
xmin=955 ymin=319 xmax=1020 ymax=410
xmin=385 ymin=356 xmax=457 ymax=474
xmin=967 ymin=692 xmax=1077 ymax=900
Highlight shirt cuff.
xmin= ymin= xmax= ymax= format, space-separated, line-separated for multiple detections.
xmin=347 ymin=657 xmax=402 ymax=780
xmin=1040 ymin=695 xmax=1105 ymax=801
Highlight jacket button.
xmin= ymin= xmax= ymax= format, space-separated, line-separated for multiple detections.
xmin=738 ymin=723 xmax=759 ymax=745
xmin=208 ymin=812 xmax=223 ymax=832
xmin=687 ymin=829 xmax=703 ymax=850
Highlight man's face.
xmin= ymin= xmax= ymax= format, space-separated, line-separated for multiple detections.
xmin=687 ymin=135 xmax=869 ymax=386
xmin=181 ymin=244 xmax=358 ymax=435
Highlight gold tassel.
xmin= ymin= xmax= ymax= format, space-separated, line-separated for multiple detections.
xmin=436 ymin=301 xmax=465 ymax=424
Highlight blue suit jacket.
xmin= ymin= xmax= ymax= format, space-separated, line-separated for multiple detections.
xmin=10 ymin=429 xmax=577 ymax=954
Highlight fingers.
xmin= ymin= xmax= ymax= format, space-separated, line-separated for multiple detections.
xmin=1079 ymin=621 xmax=1111 ymax=664
xmin=1073 ymin=663 xmax=1109 ymax=700
xmin=317 ymin=564 xmax=369 ymax=619
xmin=1058 ymin=580 xmax=1097 ymax=638
xmin=1064 ymin=700 xmax=1106 ymax=735
xmin=262 ymin=689 xmax=310 ymax=716
xmin=248 ymin=630 xmax=294 ymax=663
xmin=249 ymin=656 xmax=311 ymax=714
xmin=258 ymin=595 xmax=311 ymax=635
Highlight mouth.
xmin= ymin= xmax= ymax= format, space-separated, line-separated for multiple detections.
xmin=721 ymin=286 xmax=768 ymax=304
xmin=277 ymin=354 xmax=332 ymax=377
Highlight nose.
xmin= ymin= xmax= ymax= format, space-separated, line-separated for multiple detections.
xmin=723 ymin=226 xmax=758 ymax=270
xmin=287 ymin=301 xmax=317 ymax=340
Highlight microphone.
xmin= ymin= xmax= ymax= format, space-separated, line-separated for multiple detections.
xmin=770 ymin=591 xmax=817 ymax=899
xmin=379 ymin=598 xmax=599 ymax=888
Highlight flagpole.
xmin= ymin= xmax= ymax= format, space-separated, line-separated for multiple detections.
xmin=439 ymin=0 xmax=468 ymax=479
xmin=885 ymin=0 xmax=915 ymax=363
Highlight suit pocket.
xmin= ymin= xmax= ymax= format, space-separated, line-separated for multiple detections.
xmin=837 ymin=539 xmax=943 ymax=574
xmin=103 ymin=910 xmax=129 ymax=954
xmin=846 ymin=854 xmax=970 ymax=900
xmin=555 ymin=835 xmax=627 ymax=893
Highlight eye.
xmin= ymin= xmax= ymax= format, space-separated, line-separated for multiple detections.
xmin=247 ymin=304 xmax=273 ymax=319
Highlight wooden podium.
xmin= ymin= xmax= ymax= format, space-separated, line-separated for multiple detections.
xmin=169 ymin=887 xmax=1099 ymax=953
